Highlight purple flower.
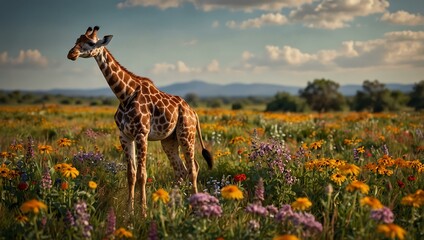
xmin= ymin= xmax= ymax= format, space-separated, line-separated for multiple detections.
xmin=248 ymin=219 xmax=260 ymax=232
xmin=275 ymin=204 xmax=294 ymax=222
xmin=275 ymin=204 xmax=322 ymax=237
xmin=353 ymin=148 xmax=359 ymax=161
xmin=25 ymin=137 xmax=34 ymax=160
xmin=189 ymin=193 xmax=222 ymax=218
xmin=105 ymin=208 xmax=116 ymax=237
xmin=73 ymin=151 xmax=104 ymax=166
xmin=266 ymin=205 xmax=278 ymax=216
xmin=74 ymin=200 xmax=93 ymax=239
xmin=249 ymin=138 xmax=296 ymax=185
xmin=382 ymin=144 xmax=389 ymax=156
xmin=148 ymin=221 xmax=159 ymax=240
xmin=371 ymin=206 xmax=394 ymax=223
xmin=245 ymin=203 xmax=268 ymax=217
xmin=64 ymin=210 xmax=75 ymax=227
xmin=254 ymin=178 xmax=265 ymax=203
xmin=41 ymin=168 xmax=52 ymax=189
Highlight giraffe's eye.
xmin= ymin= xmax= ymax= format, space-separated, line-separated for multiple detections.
xmin=87 ymin=42 xmax=96 ymax=47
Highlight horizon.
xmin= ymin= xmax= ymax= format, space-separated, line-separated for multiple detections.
xmin=0 ymin=0 xmax=423 ymax=91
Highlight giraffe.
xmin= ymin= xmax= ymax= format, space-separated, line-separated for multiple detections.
xmin=67 ymin=26 xmax=213 ymax=216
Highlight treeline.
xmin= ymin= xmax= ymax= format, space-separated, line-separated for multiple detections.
xmin=1 ymin=79 xmax=422 ymax=112
xmin=265 ymin=79 xmax=424 ymax=113
xmin=0 ymin=91 xmax=119 ymax=106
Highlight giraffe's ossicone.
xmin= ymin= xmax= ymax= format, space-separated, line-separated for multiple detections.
xmin=67 ymin=26 xmax=213 ymax=217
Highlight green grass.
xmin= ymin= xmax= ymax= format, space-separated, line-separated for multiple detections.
xmin=0 ymin=105 xmax=423 ymax=239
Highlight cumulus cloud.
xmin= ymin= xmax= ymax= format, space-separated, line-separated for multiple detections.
xmin=243 ymin=31 xmax=424 ymax=71
xmin=380 ymin=11 xmax=424 ymax=26
xmin=117 ymin=0 xmax=314 ymax=11
xmin=227 ymin=13 xmax=288 ymax=29
xmin=207 ymin=59 xmax=220 ymax=72
xmin=151 ymin=60 xmax=204 ymax=74
xmin=0 ymin=49 xmax=48 ymax=68
xmin=289 ymin=0 xmax=389 ymax=29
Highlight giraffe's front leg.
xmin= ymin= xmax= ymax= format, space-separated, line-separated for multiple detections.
xmin=120 ymin=132 xmax=137 ymax=214
xmin=135 ymin=134 xmax=148 ymax=218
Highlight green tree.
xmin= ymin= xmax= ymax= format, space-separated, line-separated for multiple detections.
xmin=408 ymin=80 xmax=424 ymax=111
xmin=184 ymin=93 xmax=200 ymax=107
xmin=352 ymin=80 xmax=408 ymax=112
xmin=299 ymin=79 xmax=346 ymax=112
xmin=266 ymin=92 xmax=308 ymax=112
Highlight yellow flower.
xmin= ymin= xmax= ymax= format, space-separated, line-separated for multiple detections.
xmin=291 ymin=197 xmax=312 ymax=211
xmin=15 ymin=215 xmax=29 ymax=224
xmin=88 ymin=181 xmax=97 ymax=189
xmin=1 ymin=151 xmax=9 ymax=158
xmin=346 ymin=181 xmax=370 ymax=194
xmin=57 ymin=138 xmax=72 ymax=147
xmin=152 ymin=188 xmax=170 ymax=204
xmin=273 ymin=234 xmax=300 ymax=240
xmin=61 ymin=166 xmax=79 ymax=179
xmin=20 ymin=199 xmax=48 ymax=214
xmin=401 ymin=190 xmax=424 ymax=208
xmin=0 ymin=165 xmax=10 ymax=178
xmin=309 ymin=140 xmax=324 ymax=150
xmin=38 ymin=144 xmax=53 ymax=154
xmin=360 ymin=196 xmax=383 ymax=210
xmin=338 ymin=164 xmax=360 ymax=176
xmin=330 ymin=173 xmax=347 ymax=186
xmin=356 ymin=146 xmax=365 ymax=153
xmin=114 ymin=227 xmax=133 ymax=239
xmin=377 ymin=223 xmax=406 ymax=240
xmin=221 ymin=185 xmax=244 ymax=200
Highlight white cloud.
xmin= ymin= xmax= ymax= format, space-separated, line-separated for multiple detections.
xmin=151 ymin=62 xmax=176 ymax=74
xmin=183 ymin=39 xmax=198 ymax=46
xmin=242 ymin=51 xmax=254 ymax=61
xmin=381 ymin=11 xmax=424 ymax=26
xmin=0 ymin=49 xmax=48 ymax=68
xmin=243 ymin=30 xmax=424 ymax=71
xmin=289 ymin=0 xmax=389 ymax=29
xmin=227 ymin=13 xmax=288 ymax=29
xmin=207 ymin=59 xmax=220 ymax=72
xmin=151 ymin=61 xmax=200 ymax=74
xmin=117 ymin=0 xmax=314 ymax=11
xmin=117 ymin=0 xmax=183 ymax=9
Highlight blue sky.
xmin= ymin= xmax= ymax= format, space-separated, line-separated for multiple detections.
xmin=0 ymin=0 xmax=423 ymax=90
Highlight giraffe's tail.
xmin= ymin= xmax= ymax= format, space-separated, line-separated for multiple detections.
xmin=196 ymin=113 xmax=213 ymax=169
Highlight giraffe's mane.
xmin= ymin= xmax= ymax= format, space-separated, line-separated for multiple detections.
xmin=104 ymin=48 xmax=155 ymax=86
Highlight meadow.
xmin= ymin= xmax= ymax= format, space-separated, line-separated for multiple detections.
xmin=0 ymin=104 xmax=423 ymax=239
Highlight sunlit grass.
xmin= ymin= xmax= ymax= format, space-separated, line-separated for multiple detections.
xmin=0 ymin=105 xmax=423 ymax=239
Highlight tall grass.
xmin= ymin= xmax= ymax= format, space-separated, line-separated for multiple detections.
xmin=0 ymin=105 xmax=423 ymax=239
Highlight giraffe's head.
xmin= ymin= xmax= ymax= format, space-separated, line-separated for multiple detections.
xmin=67 ymin=26 xmax=113 ymax=61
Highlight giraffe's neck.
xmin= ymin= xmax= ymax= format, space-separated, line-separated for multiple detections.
xmin=94 ymin=48 xmax=141 ymax=102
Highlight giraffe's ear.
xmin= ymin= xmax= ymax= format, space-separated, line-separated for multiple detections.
xmin=96 ymin=35 xmax=113 ymax=47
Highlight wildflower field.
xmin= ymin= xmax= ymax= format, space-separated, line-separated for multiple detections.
xmin=0 ymin=104 xmax=423 ymax=239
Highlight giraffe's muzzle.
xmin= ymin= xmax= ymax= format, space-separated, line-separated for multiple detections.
xmin=67 ymin=49 xmax=79 ymax=61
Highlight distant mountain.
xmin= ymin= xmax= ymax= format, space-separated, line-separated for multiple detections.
xmin=160 ymin=80 xmax=301 ymax=97
xmin=10 ymin=80 xmax=414 ymax=97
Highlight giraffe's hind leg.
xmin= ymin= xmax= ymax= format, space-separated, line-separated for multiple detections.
xmin=177 ymin=124 xmax=199 ymax=193
xmin=161 ymin=132 xmax=188 ymax=183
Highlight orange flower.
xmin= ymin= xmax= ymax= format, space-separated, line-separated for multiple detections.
xmin=360 ymin=196 xmax=383 ymax=210
xmin=57 ymin=138 xmax=72 ymax=147
xmin=61 ymin=182 xmax=69 ymax=190
xmin=377 ymin=223 xmax=406 ymax=240
xmin=221 ymin=185 xmax=244 ymax=200
xmin=38 ymin=144 xmax=53 ymax=154
xmin=346 ymin=181 xmax=369 ymax=194
xmin=20 ymin=199 xmax=47 ymax=214
xmin=291 ymin=197 xmax=312 ymax=211
xmin=88 ymin=181 xmax=97 ymax=189
xmin=152 ymin=188 xmax=170 ymax=204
